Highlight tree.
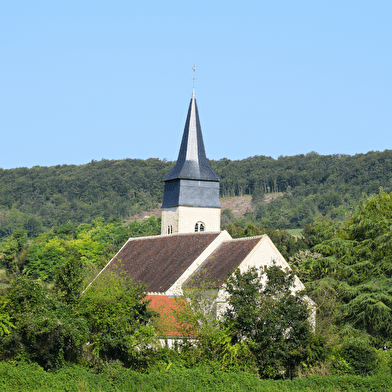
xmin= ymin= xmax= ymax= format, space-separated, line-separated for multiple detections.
xmin=54 ymin=253 xmax=84 ymax=305
xmin=313 ymin=192 xmax=392 ymax=344
xmin=166 ymin=273 xmax=257 ymax=373
xmin=251 ymin=189 xmax=265 ymax=209
xmin=79 ymin=272 xmax=157 ymax=369
xmin=0 ymin=300 xmax=15 ymax=337
xmin=0 ymin=275 xmax=88 ymax=369
xmin=0 ymin=229 xmax=28 ymax=273
xmin=223 ymin=264 xmax=312 ymax=379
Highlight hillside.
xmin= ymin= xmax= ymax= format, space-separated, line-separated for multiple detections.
xmin=0 ymin=149 xmax=391 ymax=236
xmin=126 ymin=194 xmax=281 ymax=223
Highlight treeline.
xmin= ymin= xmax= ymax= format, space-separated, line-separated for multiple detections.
xmin=0 ymin=158 xmax=168 ymax=237
xmin=221 ymin=150 xmax=392 ymax=229
xmin=215 ymin=150 xmax=392 ymax=197
xmin=0 ymin=150 xmax=392 ymax=236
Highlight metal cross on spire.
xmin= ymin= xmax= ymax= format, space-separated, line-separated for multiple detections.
xmin=192 ymin=64 xmax=197 ymax=89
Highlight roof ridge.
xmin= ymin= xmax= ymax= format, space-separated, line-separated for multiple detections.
xmin=146 ymin=292 xmax=166 ymax=296
xmin=126 ymin=231 xmax=221 ymax=242
xmin=222 ymin=235 xmax=266 ymax=242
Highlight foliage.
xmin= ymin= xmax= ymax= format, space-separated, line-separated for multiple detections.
xmin=220 ymin=207 xmax=235 ymax=225
xmin=0 ymin=216 xmax=160 ymax=282
xmin=79 ymin=272 xmax=157 ymax=369
xmin=54 ymin=253 xmax=84 ymax=305
xmin=0 ymin=276 xmax=88 ymax=369
xmin=0 ymin=268 xmax=158 ymax=371
xmin=0 ymin=299 xmax=15 ymax=336
xmin=251 ymin=189 xmax=265 ymax=209
xmin=224 ymin=264 xmax=313 ymax=379
xmin=1 ymin=150 xmax=392 ymax=235
xmin=292 ymin=192 xmax=392 ymax=347
xmin=167 ymin=276 xmax=258 ymax=374
xmin=340 ymin=338 xmax=379 ymax=376
xmin=0 ymin=229 xmax=28 ymax=272
xmin=2 ymin=361 xmax=392 ymax=392
xmin=0 ymin=158 xmax=168 ymax=236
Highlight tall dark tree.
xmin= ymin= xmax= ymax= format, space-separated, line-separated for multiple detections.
xmin=223 ymin=264 xmax=312 ymax=379
xmin=297 ymin=192 xmax=392 ymax=346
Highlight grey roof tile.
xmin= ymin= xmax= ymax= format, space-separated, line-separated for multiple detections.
xmin=106 ymin=232 xmax=221 ymax=292
xmin=164 ymin=90 xmax=220 ymax=182
xmin=186 ymin=237 xmax=263 ymax=288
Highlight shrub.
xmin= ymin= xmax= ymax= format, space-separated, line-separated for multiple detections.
xmin=340 ymin=338 xmax=379 ymax=376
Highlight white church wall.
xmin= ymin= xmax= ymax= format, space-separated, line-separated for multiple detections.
xmin=161 ymin=206 xmax=221 ymax=235
xmin=161 ymin=207 xmax=179 ymax=234
xmin=238 ymin=236 xmax=306 ymax=292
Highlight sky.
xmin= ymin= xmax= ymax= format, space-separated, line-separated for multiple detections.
xmin=1 ymin=1 xmax=391 ymax=170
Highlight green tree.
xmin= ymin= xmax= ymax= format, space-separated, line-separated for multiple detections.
xmin=295 ymin=192 xmax=392 ymax=346
xmin=165 ymin=274 xmax=257 ymax=373
xmin=0 ymin=229 xmax=28 ymax=273
xmin=251 ymin=189 xmax=265 ymax=209
xmin=54 ymin=253 xmax=84 ymax=305
xmin=0 ymin=276 xmax=88 ymax=369
xmin=79 ymin=272 xmax=157 ymax=369
xmin=0 ymin=300 xmax=15 ymax=337
xmin=223 ymin=264 xmax=312 ymax=379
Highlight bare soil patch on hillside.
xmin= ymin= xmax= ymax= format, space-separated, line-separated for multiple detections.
xmin=220 ymin=196 xmax=253 ymax=218
xmin=220 ymin=193 xmax=283 ymax=218
xmin=127 ymin=193 xmax=283 ymax=222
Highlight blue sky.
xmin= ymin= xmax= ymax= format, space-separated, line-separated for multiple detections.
xmin=1 ymin=1 xmax=391 ymax=169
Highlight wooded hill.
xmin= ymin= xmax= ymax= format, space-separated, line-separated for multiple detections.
xmin=0 ymin=149 xmax=391 ymax=237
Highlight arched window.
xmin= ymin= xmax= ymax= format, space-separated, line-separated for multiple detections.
xmin=195 ymin=222 xmax=205 ymax=232
xmin=168 ymin=226 xmax=171 ymax=234
xmin=168 ymin=225 xmax=173 ymax=234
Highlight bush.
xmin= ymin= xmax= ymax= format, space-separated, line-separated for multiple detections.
xmin=340 ymin=338 xmax=379 ymax=376
xmin=1 ymin=361 xmax=392 ymax=391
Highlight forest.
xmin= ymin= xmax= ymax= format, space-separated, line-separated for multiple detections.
xmin=1 ymin=151 xmax=392 ymax=390
xmin=0 ymin=149 xmax=392 ymax=237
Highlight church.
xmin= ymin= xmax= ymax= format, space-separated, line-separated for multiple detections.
xmin=88 ymin=88 xmax=310 ymax=334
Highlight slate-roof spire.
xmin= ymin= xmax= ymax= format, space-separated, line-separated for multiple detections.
xmin=164 ymin=89 xmax=220 ymax=182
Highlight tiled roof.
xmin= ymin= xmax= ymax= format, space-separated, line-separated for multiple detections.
xmin=164 ymin=89 xmax=220 ymax=182
xmin=106 ymin=232 xmax=220 ymax=292
xmin=187 ymin=236 xmax=264 ymax=288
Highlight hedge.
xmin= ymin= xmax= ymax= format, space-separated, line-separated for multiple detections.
xmin=1 ymin=362 xmax=392 ymax=391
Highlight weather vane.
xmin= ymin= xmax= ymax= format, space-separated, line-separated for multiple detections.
xmin=192 ymin=64 xmax=197 ymax=88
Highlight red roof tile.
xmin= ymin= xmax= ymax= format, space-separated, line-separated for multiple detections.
xmin=145 ymin=294 xmax=196 ymax=337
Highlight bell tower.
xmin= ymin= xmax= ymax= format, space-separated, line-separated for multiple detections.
xmin=161 ymin=89 xmax=221 ymax=235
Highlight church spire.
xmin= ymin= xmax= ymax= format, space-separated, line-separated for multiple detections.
xmin=161 ymin=86 xmax=221 ymax=233
xmin=164 ymin=90 xmax=220 ymax=182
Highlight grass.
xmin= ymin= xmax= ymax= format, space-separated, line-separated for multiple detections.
xmin=221 ymin=195 xmax=252 ymax=200
xmin=286 ymin=229 xmax=304 ymax=236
